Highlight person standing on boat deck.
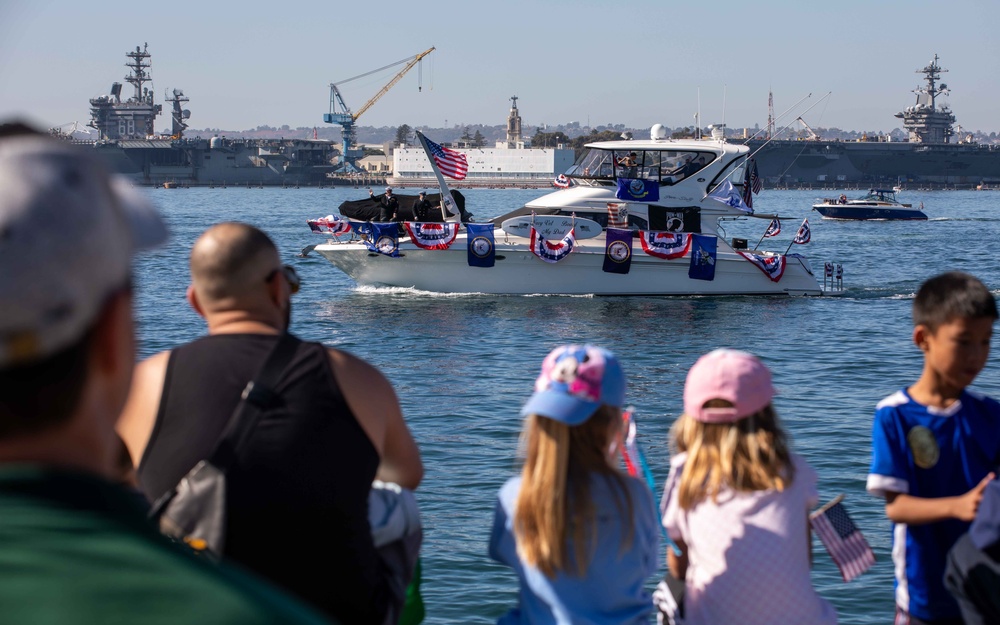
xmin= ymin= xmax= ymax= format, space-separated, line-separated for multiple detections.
xmin=617 ymin=151 xmax=638 ymax=178
xmin=488 ymin=344 xmax=659 ymax=625
xmin=413 ymin=191 xmax=432 ymax=221
xmin=658 ymin=349 xmax=837 ymax=625
xmin=370 ymin=185 xmax=399 ymax=221
xmin=117 ymin=222 xmax=423 ymax=624
xmin=867 ymin=271 xmax=1000 ymax=625
xmin=0 ymin=124 xmax=331 ymax=625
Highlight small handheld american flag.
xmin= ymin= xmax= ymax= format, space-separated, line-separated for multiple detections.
xmin=810 ymin=494 xmax=876 ymax=582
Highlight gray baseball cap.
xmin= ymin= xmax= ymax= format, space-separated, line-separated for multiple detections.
xmin=0 ymin=132 xmax=168 ymax=367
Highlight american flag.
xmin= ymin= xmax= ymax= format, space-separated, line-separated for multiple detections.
xmin=763 ymin=217 xmax=781 ymax=238
xmin=810 ymin=497 xmax=875 ymax=582
xmin=749 ymin=158 xmax=763 ymax=194
xmin=420 ymin=134 xmax=468 ymax=180
xmin=793 ymin=218 xmax=811 ymax=244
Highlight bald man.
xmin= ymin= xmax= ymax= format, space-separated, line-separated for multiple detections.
xmin=118 ymin=222 xmax=422 ymax=624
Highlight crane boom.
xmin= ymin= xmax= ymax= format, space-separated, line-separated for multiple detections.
xmin=352 ymin=46 xmax=435 ymax=121
xmin=323 ymin=46 xmax=435 ymax=174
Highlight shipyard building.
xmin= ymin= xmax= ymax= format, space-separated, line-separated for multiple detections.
xmin=389 ymin=98 xmax=575 ymax=187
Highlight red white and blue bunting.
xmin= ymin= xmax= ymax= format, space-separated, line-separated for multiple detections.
xmin=307 ymin=215 xmax=353 ymax=236
xmin=738 ymin=251 xmax=786 ymax=282
xmin=553 ymin=174 xmax=572 ymax=188
xmin=638 ymin=231 xmax=691 ymax=259
xmin=530 ymin=226 xmax=577 ymax=263
xmin=403 ymin=222 xmax=460 ymax=250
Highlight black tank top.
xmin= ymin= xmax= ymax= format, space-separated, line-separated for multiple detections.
xmin=137 ymin=334 xmax=386 ymax=623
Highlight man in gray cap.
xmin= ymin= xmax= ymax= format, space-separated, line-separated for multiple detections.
xmin=0 ymin=122 xmax=333 ymax=624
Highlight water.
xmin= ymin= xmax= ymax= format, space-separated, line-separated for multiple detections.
xmin=133 ymin=186 xmax=1000 ymax=624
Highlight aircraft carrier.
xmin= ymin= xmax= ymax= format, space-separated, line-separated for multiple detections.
xmin=743 ymin=55 xmax=1000 ymax=188
xmin=67 ymin=44 xmax=337 ymax=187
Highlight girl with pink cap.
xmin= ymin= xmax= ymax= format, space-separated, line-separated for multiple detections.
xmin=657 ymin=349 xmax=837 ymax=625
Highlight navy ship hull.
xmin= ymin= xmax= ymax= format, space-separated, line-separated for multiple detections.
xmin=745 ymin=139 xmax=1000 ymax=187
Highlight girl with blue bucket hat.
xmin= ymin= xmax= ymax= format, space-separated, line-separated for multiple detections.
xmin=488 ymin=345 xmax=659 ymax=624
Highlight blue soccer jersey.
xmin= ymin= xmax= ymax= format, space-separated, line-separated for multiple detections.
xmin=867 ymin=388 xmax=1000 ymax=621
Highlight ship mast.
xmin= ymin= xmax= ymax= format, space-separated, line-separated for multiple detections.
xmin=125 ymin=43 xmax=154 ymax=104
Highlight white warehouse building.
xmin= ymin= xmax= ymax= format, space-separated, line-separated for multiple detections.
xmin=389 ymin=97 xmax=575 ymax=188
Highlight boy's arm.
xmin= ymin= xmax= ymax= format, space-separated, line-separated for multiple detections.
xmin=884 ymin=472 xmax=995 ymax=524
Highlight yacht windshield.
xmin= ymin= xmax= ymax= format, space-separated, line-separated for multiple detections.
xmin=566 ymin=148 xmax=715 ymax=185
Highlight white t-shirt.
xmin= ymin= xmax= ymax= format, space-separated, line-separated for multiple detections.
xmin=661 ymin=452 xmax=837 ymax=625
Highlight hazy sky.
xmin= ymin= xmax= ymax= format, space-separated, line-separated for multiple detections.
xmin=3 ymin=0 xmax=999 ymax=135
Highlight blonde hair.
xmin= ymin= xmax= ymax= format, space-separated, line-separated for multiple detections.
xmin=671 ymin=400 xmax=794 ymax=510
xmin=513 ymin=405 xmax=633 ymax=577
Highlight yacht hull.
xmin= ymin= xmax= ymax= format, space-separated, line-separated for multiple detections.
xmin=812 ymin=203 xmax=928 ymax=220
xmin=315 ymin=236 xmax=823 ymax=296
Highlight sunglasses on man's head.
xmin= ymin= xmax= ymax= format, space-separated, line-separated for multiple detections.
xmin=267 ymin=264 xmax=300 ymax=294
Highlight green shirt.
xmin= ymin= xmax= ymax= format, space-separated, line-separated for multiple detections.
xmin=0 ymin=466 xmax=335 ymax=624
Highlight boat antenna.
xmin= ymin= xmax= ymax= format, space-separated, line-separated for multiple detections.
xmin=696 ymin=87 xmax=701 ymax=140
xmin=722 ymin=84 xmax=727 ymax=137
xmin=746 ymin=92 xmax=831 ymax=160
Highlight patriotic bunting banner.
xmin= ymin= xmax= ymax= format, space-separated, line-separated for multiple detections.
xmin=615 ymin=178 xmax=659 ymax=202
xmin=603 ymin=228 xmax=633 ymax=274
xmin=530 ymin=227 xmax=577 ymax=263
xmin=639 ymin=231 xmax=691 ymax=260
xmin=793 ymin=218 xmax=811 ymax=244
xmin=764 ymin=218 xmax=781 ymax=238
xmin=403 ymin=222 xmax=460 ymax=250
xmin=707 ymin=179 xmax=752 ymax=213
xmin=466 ymin=223 xmax=495 ymax=267
xmin=810 ymin=497 xmax=876 ymax=582
xmin=607 ymin=202 xmax=629 ymax=229
xmin=553 ymin=174 xmax=571 ymax=188
xmin=688 ymin=234 xmax=717 ymax=281
xmin=307 ymin=215 xmax=353 ymax=236
xmin=739 ymin=251 xmax=786 ymax=282
xmin=364 ymin=222 xmax=400 ymax=257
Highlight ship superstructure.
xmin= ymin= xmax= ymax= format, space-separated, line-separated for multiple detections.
xmin=743 ymin=55 xmax=999 ymax=187
xmin=894 ymin=55 xmax=956 ymax=144
xmin=77 ymin=45 xmax=336 ymax=187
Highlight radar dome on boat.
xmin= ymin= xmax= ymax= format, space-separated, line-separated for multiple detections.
xmin=650 ymin=124 xmax=667 ymax=140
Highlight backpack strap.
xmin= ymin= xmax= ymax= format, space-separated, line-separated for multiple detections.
xmin=208 ymin=332 xmax=300 ymax=471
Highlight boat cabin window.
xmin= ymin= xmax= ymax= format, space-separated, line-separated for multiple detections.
xmin=566 ymin=148 xmax=715 ymax=185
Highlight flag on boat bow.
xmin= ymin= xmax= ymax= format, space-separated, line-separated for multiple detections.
xmin=416 ymin=132 xmax=468 ymax=180
xmin=364 ymin=223 xmax=400 ymax=257
xmin=793 ymin=218 xmax=811 ymax=244
xmin=763 ymin=218 xmax=781 ymax=238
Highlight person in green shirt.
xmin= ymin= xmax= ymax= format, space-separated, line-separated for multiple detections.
xmin=0 ymin=122 xmax=335 ymax=625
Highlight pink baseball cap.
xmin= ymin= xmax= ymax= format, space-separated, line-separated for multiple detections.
xmin=683 ymin=349 xmax=775 ymax=423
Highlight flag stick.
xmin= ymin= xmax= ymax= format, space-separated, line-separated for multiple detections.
xmin=809 ymin=493 xmax=846 ymax=520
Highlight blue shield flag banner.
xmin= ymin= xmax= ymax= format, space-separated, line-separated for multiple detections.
xmin=764 ymin=218 xmax=781 ymax=238
xmin=530 ymin=227 xmax=577 ymax=263
xmin=738 ymin=251 xmax=786 ymax=282
xmin=810 ymin=496 xmax=876 ymax=582
xmin=639 ymin=231 xmax=691 ymax=259
xmin=793 ymin=218 xmax=811 ymax=244
xmin=365 ymin=223 xmax=400 ymax=257
xmin=403 ymin=222 xmax=459 ymax=250
xmin=688 ymin=234 xmax=717 ymax=281
xmin=466 ymin=223 xmax=495 ymax=267
xmin=707 ymin=180 xmax=752 ymax=213
xmin=603 ymin=228 xmax=633 ymax=274
xmin=616 ymin=178 xmax=659 ymax=202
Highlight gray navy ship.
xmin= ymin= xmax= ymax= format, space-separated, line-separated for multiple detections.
xmin=744 ymin=55 xmax=1000 ymax=188
xmin=70 ymin=44 xmax=337 ymax=187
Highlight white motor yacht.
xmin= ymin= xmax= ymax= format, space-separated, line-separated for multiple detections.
xmin=312 ymin=126 xmax=830 ymax=296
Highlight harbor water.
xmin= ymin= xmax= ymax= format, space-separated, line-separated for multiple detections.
xmin=133 ymin=187 xmax=1000 ymax=624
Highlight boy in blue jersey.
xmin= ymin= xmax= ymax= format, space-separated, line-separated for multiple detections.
xmin=868 ymin=271 xmax=1000 ymax=625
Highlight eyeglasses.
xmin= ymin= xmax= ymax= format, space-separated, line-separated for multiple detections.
xmin=267 ymin=264 xmax=300 ymax=294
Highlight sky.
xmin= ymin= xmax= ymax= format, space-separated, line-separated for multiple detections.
xmin=3 ymin=0 xmax=999 ymax=136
